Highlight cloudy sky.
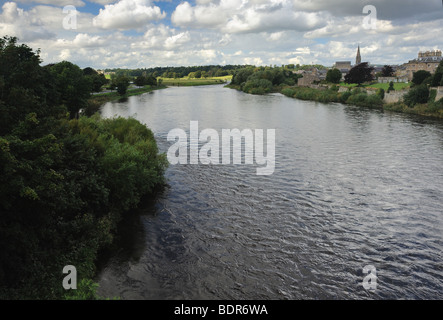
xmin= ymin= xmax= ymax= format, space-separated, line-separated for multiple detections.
xmin=1 ymin=0 xmax=442 ymax=69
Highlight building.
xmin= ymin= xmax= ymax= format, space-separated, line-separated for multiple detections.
xmin=378 ymin=76 xmax=408 ymax=83
xmin=333 ymin=61 xmax=352 ymax=80
xmin=356 ymin=45 xmax=362 ymax=65
xmin=297 ymin=68 xmax=321 ymax=86
xmin=402 ymin=50 xmax=443 ymax=81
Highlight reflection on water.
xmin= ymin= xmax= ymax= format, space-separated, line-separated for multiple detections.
xmin=96 ymin=85 xmax=443 ymax=299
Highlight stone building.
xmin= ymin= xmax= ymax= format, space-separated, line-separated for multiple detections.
xmin=401 ymin=50 xmax=443 ymax=80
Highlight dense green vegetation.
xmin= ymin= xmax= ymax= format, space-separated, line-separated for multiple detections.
xmin=0 ymin=36 xmax=168 ymax=299
xmin=228 ymin=66 xmax=301 ymax=94
xmin=228 ymin=62 xmax=443 ymax=118
xmin=104 ymin=65 xmax=247 ymax=80
xmin=281 ymin=86 xmax=383 ymax=108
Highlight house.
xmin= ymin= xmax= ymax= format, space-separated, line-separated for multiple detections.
xmin=403 ymin=50 xmax=443 ymax=81
xmin=297 ymin=69 xmax=321 ymax=86
xmin=378 ymin=76 xmax=408 ymax=83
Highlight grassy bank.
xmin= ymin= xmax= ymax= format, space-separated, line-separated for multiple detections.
xmin=278 ymin=85 xmax=443 ymax=119
xmin=85 ymin=85 xmax=166 ymax=116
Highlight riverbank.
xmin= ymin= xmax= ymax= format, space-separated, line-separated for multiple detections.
xmin=85 ymin=85 xmax=166 ymax=116
xmin=227 ymin=83 xmax=443 ymax=119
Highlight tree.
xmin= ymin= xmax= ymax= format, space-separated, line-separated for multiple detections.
xmin=344 ymin=62 xmax=374 ymax=85
xmin=381 ymin=65 xmax=395 ymax=77
xmin=49 ymin=61 xmax=91 ymax=118
xmin=431 ymin=60 xmax=443 ymax=87
xmin=412 ymin=70 xmax=432 ymax=86
xmin=387 ymin=81 xmax=395 ymax=93
xmin=326 ymin=68 xmax=342 ymax=84
xmin=135 ymin=75 xmax=147 ymax=87
xmin=83 ymin=68 xmax=107 ymax=92
xmin=403 ymin=84 xmax=429 ymax=107
xmin=116 ymin=75 xmax=130 ymax=95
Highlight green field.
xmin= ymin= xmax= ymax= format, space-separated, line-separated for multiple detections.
xmin=339 ymin=82 xmax=411 ymax=90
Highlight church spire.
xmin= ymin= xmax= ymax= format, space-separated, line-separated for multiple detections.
xmin=356 ymin=45 xmax=361 ymax=65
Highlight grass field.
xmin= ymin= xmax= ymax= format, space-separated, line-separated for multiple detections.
xmin=339 ymin=82 xmax=411 ymax=90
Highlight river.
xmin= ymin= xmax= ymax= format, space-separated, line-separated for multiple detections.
xmin=96 ymin=84 xmax=443 ymax=300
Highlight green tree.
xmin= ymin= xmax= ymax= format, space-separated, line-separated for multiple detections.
xmin=403 ymin=84 xmax=429 ymax=107
xmin=344 ymin=62 xmax=374 ymax=85
xmin=49 ymin=61 xmax=91 ymax=118
xmin=116 ymin=75 xmax=130 ymax=95
xmin=387 ymin=81 xmax=395 ymax=93
xmin=0 ymin=36 xmax=64 ymax=134
xmin=431 ymin=60 xmax=443 ymax=87
xmin=412 ymin=70 xmax=432 ymax=86
xmin=381 ymin=65 xmax=395 ymax=77
xmin=135 ymin=75 xmax=147 ymax=87
xmin=326 ymin=68 xmax=342 ymax=84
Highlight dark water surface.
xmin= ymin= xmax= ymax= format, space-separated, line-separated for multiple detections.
xmin=97 ymin=85 xmax=443 ymax=299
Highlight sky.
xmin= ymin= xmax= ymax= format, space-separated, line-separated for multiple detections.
xmin=1 ymin=0 xmax=443 ymax=69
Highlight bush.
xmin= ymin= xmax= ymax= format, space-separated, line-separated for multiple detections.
xmin=412 ymin=70 xmax=432 ymax=86
xmin=376 ymin=88 xmax=385 ymax=100
xmin=281 ymin=88 xmax=296 ymax=97
xmin=326 ymin=68 xmax=342 ymax=84
xmin=340 ymin=91 xmax=352 ymax=103
xmin=242 ymin=79 xmax=273 ymax=94
xmin=403 ymin=84 xmax=430 ymax=107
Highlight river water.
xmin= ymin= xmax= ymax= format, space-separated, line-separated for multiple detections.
xmin=96 ymin=84 xmax=443 ymax=300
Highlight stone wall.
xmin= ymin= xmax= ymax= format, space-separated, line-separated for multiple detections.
xmin=383 ymin=90 xmax=408 ymax=104
xmin=434 ymin=86 xmax=443 ymax=101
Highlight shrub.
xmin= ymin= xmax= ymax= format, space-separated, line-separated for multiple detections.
xmin=403 ymin=84 xmax=430 ymax=107
xmin=376 ymin=88 xmax=385 ymax=100
xmin=242 ymin=79 xmax=273 ymax=94
xmin=281 ymin=88 xmax=296 ymax=97
xmin=340 ymin=91 xmax=352 ymax=103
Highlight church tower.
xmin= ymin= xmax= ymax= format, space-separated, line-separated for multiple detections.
xmin=356 ymin=45 xmax=361 ymax=65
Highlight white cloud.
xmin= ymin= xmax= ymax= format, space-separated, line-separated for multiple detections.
xmin=16 ymin=0 xmax=86 ymax=7
xmin=93 ymin=0 xmax=166 ymax=30
xmin=171 ymin=0 xmax=326 ymax=34
xmin=0 ymin=2 xmax=55 ymax=41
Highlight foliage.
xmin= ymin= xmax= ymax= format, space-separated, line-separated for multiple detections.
xmin=83 ymin=68 xmax=108 ymax=92
xmin=242 ymin=79 xmax=273 ymax=94
xmin=412 ymin=70 xmax=432 ymax=86
xmin=135 ymin=75 xmax=157 ymax=87
xmin=281 ymin=88 xmax=296 ymax=97
xmin=48 ymin=61 xmax=92 ymax=118
xmin=231 ymin=67 xmax=300 ymax=94
xmin=326 ymin=68 xmax=342 ymax=84
xmin=431 ymin=60 xmax=443 ymax=87
xmin=376 ymin=88 xmax=385 ymax=100
xmin=344 ymin=62 xmax=374 ymax=85
xmin=381 ymin=65 xmax=395 ymax=77
xmin=0 ymin=37 xmax=167 ymax=299
xmin=387 ymin=81 xmax=395 ymax=93
xmin=115 ymin=75 xmax=130 ymax=95
xmin=403 ymin=84 xmax=430 ymax=107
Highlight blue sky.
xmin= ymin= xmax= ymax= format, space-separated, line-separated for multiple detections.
xmin=1 ymin=0 xmax=442 ymax=69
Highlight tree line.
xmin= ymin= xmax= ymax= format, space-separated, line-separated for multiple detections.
xmin=104 ymin=65 xmax=249 ymax=79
